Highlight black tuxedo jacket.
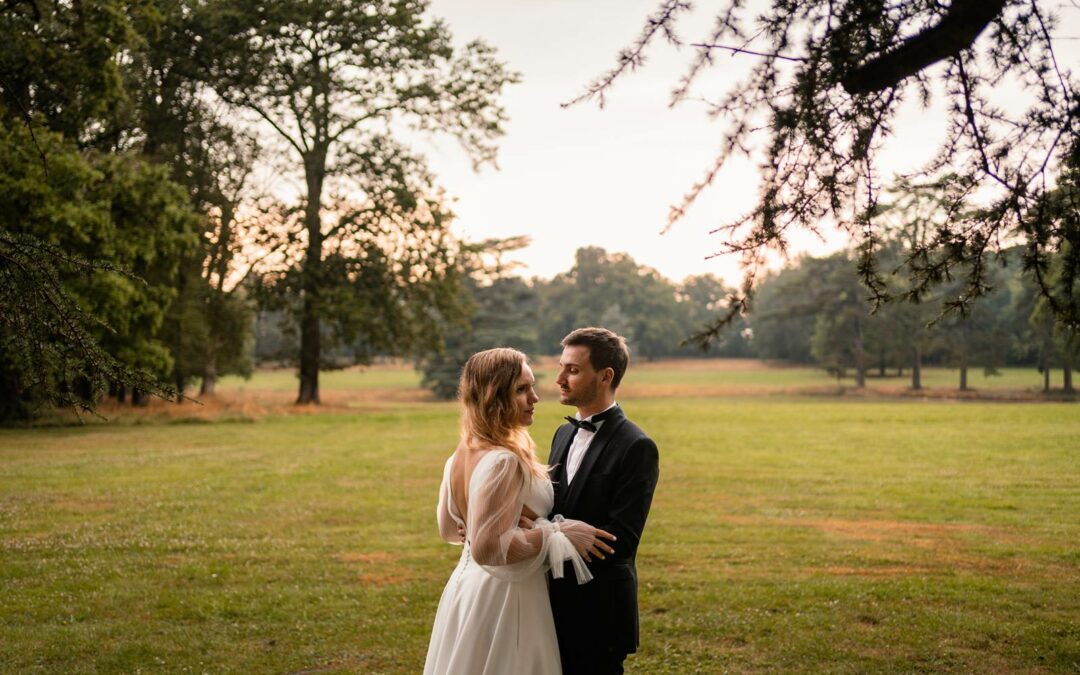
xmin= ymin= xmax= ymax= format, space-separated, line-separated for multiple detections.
xmin=547 ymin=405 xmax=660 ymax=656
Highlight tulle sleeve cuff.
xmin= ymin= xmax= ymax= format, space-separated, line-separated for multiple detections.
xmin=534 ymin=517 xmax=593 ymax=584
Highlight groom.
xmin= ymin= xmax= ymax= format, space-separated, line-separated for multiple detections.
xmin=548 ymin=327 xmax=660 ymax=675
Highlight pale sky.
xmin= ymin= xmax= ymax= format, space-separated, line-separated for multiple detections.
xmin=421 ymin=1 xmax=1079 ymax=286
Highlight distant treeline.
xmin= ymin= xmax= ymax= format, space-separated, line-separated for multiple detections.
xmin=749 ymin=246 xmax=1071 ymax=392
xmin=256 ymin=245 xmax=754 ymax=398
xmin=252 ymin=244 xmax=1075 ymax=398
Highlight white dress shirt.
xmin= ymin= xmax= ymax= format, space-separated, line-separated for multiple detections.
xmin=565 ymin=402 xmax=618 ymax=484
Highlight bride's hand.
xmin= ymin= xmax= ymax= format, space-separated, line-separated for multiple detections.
xmin=582 ymin=528 xmax=616 ymax=562
xmin=555 ymin=519 xmax=617 ymax=562
xmin=517 ymin=505 xmax=538 ymax=530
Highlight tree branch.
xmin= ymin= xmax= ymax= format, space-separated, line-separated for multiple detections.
xmin=232 ymin=96 xmax=308 ymax=159
xmin=561 ymin=0 xmax=691 ymax=109
xmin=840 ymin=0 xmax=1007 ymax=94
xmin=690 ymin=43 xmax=806 ymax=62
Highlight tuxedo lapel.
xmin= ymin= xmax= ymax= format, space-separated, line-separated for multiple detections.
xmin=549 ymin=425 xmax=574 ymax=469
xmin=562 ymin=410 xmax=627 ymax=514
xmin=549 ymin=425 xmax=575 ymax=509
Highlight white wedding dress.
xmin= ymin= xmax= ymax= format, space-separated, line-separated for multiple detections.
xmin=424 ymin=450 xmax=591 ymax=675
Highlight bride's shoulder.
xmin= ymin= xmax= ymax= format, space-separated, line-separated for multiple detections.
xmin=464 ymin=449 xmax=523 ymax=490
xmin=475 ymin=447 xmax=517 ymax=464
xmin=471 ymin=448 xmax=529 ymax=477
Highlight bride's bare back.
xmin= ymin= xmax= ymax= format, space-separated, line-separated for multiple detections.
xmin=449 ymin=444 xmax=538 ymax=530
xmin=448 ymin=443 xmax=478 ymax=524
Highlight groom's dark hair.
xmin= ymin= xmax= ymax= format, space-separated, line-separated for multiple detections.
xmin=561 ymin=327 xmax=630 ymax=390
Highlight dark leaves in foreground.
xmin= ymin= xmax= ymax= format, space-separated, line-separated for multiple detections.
xmin=567 ymin=0 xmax=1078 ymax=343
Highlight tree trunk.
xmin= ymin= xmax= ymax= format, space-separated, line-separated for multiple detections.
xmin=1065 ymin=332 xmax=1076 ymax=394
xmin=878 ymin=352 xmax=886 ymax=377
xmin=297 ymin=152 xmax=326 ymax=405
xmin=854 ymin=319 xmax=866 ymax=388
xmin=132 ymin=388 xmax=148 ymax=407
xmin=117 ymin=385 xmax=127 ymax=404
xmin=958 ymin=320 xmax=971 ymax=391
xmin=959 ymin=346 xmax=968 ymax=391
xmin=1041 ymin=320 xmax=1054 ymax=393
xmin=912 ymin=344 xmax=922 ymax=390
xmin=75 ymin=377 xmax=94 ymax=404
xmin=200 ymin=364 xmax=217 ymax=396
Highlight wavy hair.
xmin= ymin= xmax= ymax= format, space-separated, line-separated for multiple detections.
xmin=458 ymin=347 xmax=546 ymax=480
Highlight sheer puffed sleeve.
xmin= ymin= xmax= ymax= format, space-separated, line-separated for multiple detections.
xmin=436 ymin=455 xmax=463 ymax=545
xmin=468 ymin=450 xmax=593 ymax=584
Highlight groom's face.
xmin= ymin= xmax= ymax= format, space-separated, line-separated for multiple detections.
xmin=556 ymin=345 xmax=605 ymax=407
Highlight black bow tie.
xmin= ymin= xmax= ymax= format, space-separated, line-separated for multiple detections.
xmin=565 ymin=416 xmax=598 ymax=433
xmin=565 ymin=406 xmax=618 ymax=434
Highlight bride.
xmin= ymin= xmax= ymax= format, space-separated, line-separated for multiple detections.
xmin=424 ymin=348 xmax=615 ymax=675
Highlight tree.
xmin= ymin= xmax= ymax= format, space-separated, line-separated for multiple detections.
xmin=749 ymin=261 xmax=823 ymax=364
xmin=125 ymin=0 xmax=268 ymax=396
xmin=679 ymin=274 xmax=752 ymax=357
xmin=872 ymin=177 xmax=988 ymax=390
xmin=863 ymin=301 xmax=909 ymax=377
xmin=417 ymin=237 xmax=539 ymax=399
xmin=936 ymin=272 xmax=1012 ymax=391
xmin=0 ymin=123 xmax=199 ymax=418
xmin=1028 ymin=136 xmax=1080 ymax=392
xmin=203 ymin=0 xmax=517 ymax=403
xmin=0 ymin=0 xmax=134 ymax=149
xmin=568 ymin=1 xmax=1078 ymax=337
xmin=1029 ymin=295 xmax=1079 ymax=393
xmin=535 ymin=247 xmax=687 ymax=358
xmin=806 ymin=254 xmax=871 ymax=386
xmin=0 ymin=1 xmax=199 ymax=419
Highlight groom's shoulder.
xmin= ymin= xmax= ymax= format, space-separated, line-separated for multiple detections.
xmin=616 ymin=414 xmax=653 ymax=445
xmin=616 ymin=417 xmax=659 ymax=467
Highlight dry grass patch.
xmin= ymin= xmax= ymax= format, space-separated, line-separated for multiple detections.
xmin=338 ymin=551 xmax=412 ymax=586
xmin=50 ymin=497 xmax=115 ymax=513
xmin=337 ymin=551 xmax=397 ymax=564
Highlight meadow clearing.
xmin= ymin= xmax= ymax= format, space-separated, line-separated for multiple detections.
xmin=1 ymin=361 xmax=1078 ymax=673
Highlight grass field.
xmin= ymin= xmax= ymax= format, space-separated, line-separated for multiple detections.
xmin=2 ymin=362 xmax=1079 ymax=673
xmin=211 ymin=360 xmax=1062 ymax=402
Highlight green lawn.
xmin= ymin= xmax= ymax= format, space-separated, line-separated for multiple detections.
xmin=214 ymin=362 xmax=1057 ymax=398
xmin=2 ymin=384 xmax=1079 ymax=672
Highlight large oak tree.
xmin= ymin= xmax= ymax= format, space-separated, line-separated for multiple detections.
xmin=204 ymin=0 xmax=516 ymax=403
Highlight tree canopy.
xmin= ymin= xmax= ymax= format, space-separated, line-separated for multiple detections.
xmin=567 ymin=0 xmax=1078 ymax=338
xmin=0 ymin=0 xmax=518 ymax=417
xmin=204 ymin=0 xmax=518 ymax=404
xmin=1 ymin=0 xmax=201 ymax=418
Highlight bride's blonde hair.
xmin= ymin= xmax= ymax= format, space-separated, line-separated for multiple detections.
xmin=458 ymin=347 xmax=547 ymax=480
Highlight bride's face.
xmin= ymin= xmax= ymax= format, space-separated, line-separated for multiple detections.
xmin=511 ymin=363 xmax=539 ymax=426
